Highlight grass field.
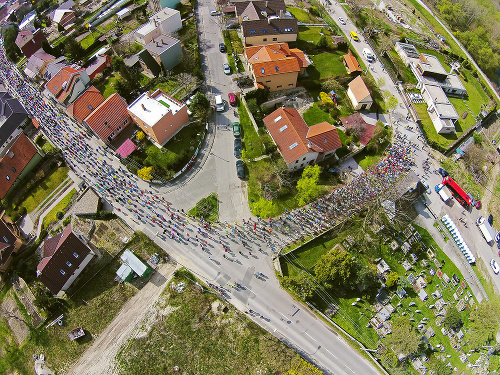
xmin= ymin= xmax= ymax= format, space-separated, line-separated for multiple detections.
xmin=303 ymin=103 xmax=335 ymax=126
xmin=42 ymin=188 xmax=77 ymax=229
xmin=353 ymin=140 xmax=390 ymax=170
xmin=239 ymin=103 xmax=264 ymax=159
xmin=19 ymin=167 xmax=69 ymax=213
xmin=288 ymin=7 xmax=321 ymax=23
xmin=308 ymin=51 xmax=347 ymax=80
xmin=188 ymin=193 xmax=218 ymax=222
xmin=115 ymin=269 xmax=320 ymax=374
xmin=79 ymin=31 xmax=101 ymax=49
xmin=296 ymin=26 xmax=335 ymax=53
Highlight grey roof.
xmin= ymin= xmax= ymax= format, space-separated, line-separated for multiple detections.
xmin=58 ymin=0 xmax=75 ymax=9
xmin=25 ymin=50 xmax=55 ymax=78
xmin=444 ymin=74 xmax=466 ymax=92
xmin=235 ymin=0 xmax=287 ymax=20
xmin=418 ymin=53 xmax=448 ymax=77
xmin=138 ymin=49 xmax=161 ymax=76
xmin=242 ymin=18 xmax=297 ymax=38
xmin=423 ymin=83 xmax=449 ymax=104
xmin=43 ymin=56 xmax=68 ymax=80
xmin=434 ymin=102 xmax=459 ymax=119
xmin=144 ymin=34 xmax=180 ymax=55
xmin=124 ymin=54 xmax=140 ymax=67
xmin=0 ymin=91 xmax=29 ymax=146
xmin=71 ymin=187 xmax=100 ymax=215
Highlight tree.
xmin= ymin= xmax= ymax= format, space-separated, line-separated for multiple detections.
xmin=385 ymin=272 xmax=399 ymax=288
xmin=319 ymin=92 xmax=334 ymax=107
xmin=314 ymin=249 xmax=354 ymax=285
xmin=189 ymin=92 xmax=210 ymax=120
xmin=296 ymin=165 xmax=322 ymax=206
xmin=138 ymin=166 xmax=153 ymax=180
xmin=429 ymin=356 xmax=452 ymax=375
xmin=386 ymin=316 xmax=422 ymax=356
xmin=473 ymin=132 xmax=482 ymax=145
xmin=351 ymin=262 xmax=377 ymax=291
xmin=112 ymin=55 xmax=125 ymax=71
xmin=282 ymin=273 xmax=317 ymax=300
xmin=251 ymin=198 xmax=276 ymax=219
xmin=443 ymin=305 xmax=462 ymax=330
xmin=468 ymin=300 xmax=499 ymax=350
xmin=463 ymin=144 xmax=486 ymax=174
xmin=317 ymin=34 xmax=328 ymax=49
xmin=3 ymin=26 xmax=22 ymax=61
xmin=136 ymin=131 xmax=145 ymax=141
xmin=410 ymin=241 xmax=423 ymax=256
xmin=64 ymin=37 xmax=84 ymax=61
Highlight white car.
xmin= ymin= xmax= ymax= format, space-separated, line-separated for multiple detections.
xmin=421 ymin=179 xmax=431 ymax=194
xmin=210 ymin=10 xmax=220 ymax=16
xmin=338 ymin=17 xmax=346 ymax=25
xmin=490 ymin=259 xmax=500 ymax=274
xmin=223 ymin=63 xmax=231 ymax=75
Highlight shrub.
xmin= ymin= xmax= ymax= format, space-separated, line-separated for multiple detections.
xmin=62 ymin=216 xmax=71 ymax=226
xmin=56 ymin=211 xmax=64 ymax=220
xmin=136 ymin=131 xmax=145 ymax=141
xmin=39 ymin=230 xmax=48 ymax=241
xmin=35 ymin=134 xmax=44 ymax=146
xmin=319 ymin=92 xmax=334 ymax=107
xmin=138 ymin=166 xmax=153 ymax=180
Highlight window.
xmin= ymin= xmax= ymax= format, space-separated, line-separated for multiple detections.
xmin=88 ymin=105 xmax=93 ymax=110
xmin=279 ymin=125 xmax=288 ymax=132
xmin=274 ymin=115 xmax=282 ymax=123
xmin=276 ymin=85 xmax=282 ymax=88
xmin=60 ymin=269 xmax=66 ymax=275
xmin=274 ymin=29 xmax=278 ymax=32
xmin=275 ymin=66 xmax=279 ymax=72
xmin=73 ymin=252 xmax=79 ymax=258
xmin=302 ymin=157 xmax=306 ymax=161
xmin=11 ymin=167 xmax=15 ymax=172
xmin=104 ymin=121 xmax=109 ymax=127
xmin=323 ymin=137 xmax=327 ymax=142
xmin=261 ymin=68 xmax=265 ymax=74
xmin=295 ymin=160 xmax=298 ymax=163
xmin=284 ymin=27 xmax=293 ymax=32
xmin=300 ymin=163 xmax=304 ymax=167
xmin=54 ymin=86 xmax=58 ymax=90
xmin=7 ymin=151 xmax=14 ymax=158
xmin=265 ymin=80 xmax=271 ymax=83
xmin=273 ymin=38 xmax=278 ymax=41
xmin=289 ymin=142 xmax=298 ymax=149
xmin=109 ymin=132 xmax=116 ymax=139
xmin=250 ymin=30 xmax=256 ymax=34
xmin=66 ymin=261 xmax=72 ymax=267
xmin=263 ymin=38 xmax=267 ymax=41
xmin=262 ymin=29 xmax=268 ymax=34
xmin=288 ymin=83 xmax=294 ymax=86
xmin=5 ymin=175 xmax=9 ymax=180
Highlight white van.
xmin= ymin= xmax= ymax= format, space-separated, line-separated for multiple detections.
xmin=215 ymin=95 xmax=225 ymax=112
xmin=363 ymin=48 xmax=375 ymax=62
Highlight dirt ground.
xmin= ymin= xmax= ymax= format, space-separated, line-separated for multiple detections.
xmin=66 ymin=262 xmax=179 ymax=375
xmin=1 ymin=295 xmax=30 ymax=345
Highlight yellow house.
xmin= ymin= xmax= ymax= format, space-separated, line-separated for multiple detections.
xmin=244 ymin=43 xmax=308 ymax=91
xmin=242 ymin=18 xmax=298 ymax=46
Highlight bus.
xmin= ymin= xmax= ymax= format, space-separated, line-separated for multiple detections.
xmin=442 ymin=176 xmax=472 ymax=207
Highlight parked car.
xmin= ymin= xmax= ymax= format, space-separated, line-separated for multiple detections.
xmin=488 ymin=214 xmax=494 ymax=226
xmin=236 ymin=160 xmax=245 ymax=179
xmin=435 ymin=183 xmax=443 ymax=192
xmin=210 ymin=10 xmax=220 ymax=16
xmin=350 ymin=31 xmax=359 ymax=41
xmin=223 ymin=63 xmax=231 ymax=75
xmin=338 ymin=17 xmax=346 ymax=25
xmin=496 ymin=231 xmax=500 ymax=243
xmin=232 ymin=122 xmax=241 ymax=137
xmin=234 ymin=138 xmax=242 ymax=158
xmin=215 ymin=94 xmax=225 ymax=112
xmin=219 ymin=43 xmax=226 ymax=52
xmin=491 ymin=259 xmax=500 ymax=274
xmin=421 ymin=179 xmax=431 ymax=194
xmin=438 ymin=168 xmax=449 ymax=177
xmin=228 ymin=92 xmax=237 ymax=106
xmin=185 ymin=94 xmax=196 ymax=106
xmin=363 ymin=48 xmax=375 ymax=62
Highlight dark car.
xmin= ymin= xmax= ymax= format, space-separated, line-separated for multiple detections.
xmin=219 ymin=43 xmax=226 ymax=52
xmin=234 ymin=138 xmax=242 ymax=158
xmin=236 ymin=160 xmax=245 ymax=179
xmin=488 ymin=214 xmax=494 ymax=226
xmin=232 ymin=121 xmax=241 ymax=137
xmin=438 ymin=168 xmax=449 ymax=177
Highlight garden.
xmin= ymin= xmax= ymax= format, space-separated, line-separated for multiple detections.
xmin=188 ymin=193 xmax=219 ymax=222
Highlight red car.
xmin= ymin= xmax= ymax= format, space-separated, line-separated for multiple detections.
xmin=228 ymin=92 xmax=237 ymax=106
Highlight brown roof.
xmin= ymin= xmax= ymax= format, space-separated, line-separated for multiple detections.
xmin=306 ymin=122 xmax=342 ymax=152
xmin=348 ymin=76 xmax=371 ymax=102
xmin=67 ymin=86 xmax=105 ymax=122
xmin=45 ymin=66 xmax=85 ymax=103
xmin=0 ymin=133 xmax=38 ymax=199
xmin=235 ymin=0 xmax=286 ymax=20
xmin=253 ymin=57 xmax=300 ymax=77
xmin=343 ymin=53 xmax=361 ymax=73
xmin=0 ymin=218 xmax=19 ymax=271
xmin=242 ymin=18 xmax=297 ymax=38
xmin=339 ymin=113 xmax=376 ymax=146
xmin=83 ymin=93 xmax=130 ymax=143
xmin=263 ymin=108 xmax=341 ymax=165
xmin=37 ymin=224 xmax=93 ymax=294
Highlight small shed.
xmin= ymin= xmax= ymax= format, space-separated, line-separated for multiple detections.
xmin=116 ymin=263 xmax=134 ymax=282
xmin=418 ymin=289 xmax=428 ymax=301
xmin=120 ymin=249 xmax=151 ymax=278
xmin=116 ymin=8 xmax=131 ymax=20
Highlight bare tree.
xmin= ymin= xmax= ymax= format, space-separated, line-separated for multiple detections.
xmin=463 ymin=144 xmax=486 ymax=174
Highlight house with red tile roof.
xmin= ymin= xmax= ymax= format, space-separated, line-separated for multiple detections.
xmin=85 ymin=54 xmax=112 ymax=80
xmin=263 ymin=107 xmax=341 ymax=170
xmin=83 ymin=93 xmax=131 ymax=144
xmin=244 ymin=43 xmax=308 ymax=91
xmin=15 ymin=29 xmax=47 ymax=58
xmin=45 ymin=66 xmax=90 ymax=105
xmin=67 ymin=86 xmax=105 ymax=123
xmin=343 ymin=50 xmax=361 ymax=75
xmin=0 ymin=212 xmax=24 ymax=274
xmin=0 ymin=132 xmax=43 ymax=199
xmin=37 ymin=224 xmax=95 ymax=295
xmin=339 ymin=113 xmax=376 ymax=146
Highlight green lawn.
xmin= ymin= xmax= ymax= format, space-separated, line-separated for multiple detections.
xmin=288 ymin=7 xmax=320 ymax=23
xmin=303 ymin=103 xmax=335 ymax=126
xmin=228 ymin=30 xmax=244 ymax=55
xmin=308 ymin=51 xmax=347 ymax=80
xmin=414 ymin=103 xmax=459 ymax=150
xmin=138 ymin=73 xmax=151 ymax=87
xmin=19 ymin=167 xmax=69 ymax=213
xmin=130 ymin=123 xmax=205 ymax=180
xmin=353 ymin=141 xmax=390 ymax=170
xmin=239 ymin=103 xmax=264 ymax=159
xmin=102 ymin=73 xmax=119 ymax=98
xmin=79 ymin=31 xmax=100 ymax=49
xmin=42 ymin=188 xmax=77 ymax=229
xmin=188 ymin=193 xmax=218 ymax=222
xmin=460 ymin=69 xmax=491 ymax=114
xmin=388 ymin=51 xmax=417 ymax=85
xmin=297 ymin=26 xmax=336 ymax=53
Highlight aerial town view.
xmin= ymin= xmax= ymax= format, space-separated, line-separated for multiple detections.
xmin=1 ymin=0 xmax=500 ymax=373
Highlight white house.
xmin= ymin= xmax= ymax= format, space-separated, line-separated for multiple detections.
xmin=347 ymin=76 xmax=373 ymax=111
xmin=421 ymin=83 xmax=459 ymax=134
xmin=135 ymin=7 xmax=182 ymax=45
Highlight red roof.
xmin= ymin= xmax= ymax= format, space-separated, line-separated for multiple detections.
xmin=244 ymin=43 xmax=304 ymax=78
xmin=339 ymin=113 xmax=375 ymax=146
xmin=263 ymin=107 xmax=341 ymax=165
xmin=253 ymin=58 xmax=300 ymax=78
xmin=67 ymin=86 xmax=105 ymax=122
xmin=45 ymin=66 xmax=85 ymax=103
xmin=0 ymin=133 xmax=38 ymax=199
xmin=343 ymin=52 xmax=361 ymax=73
xmin=115 ymin=138 xmax=136 ymax=158
xmin=83 ymin=93 xmax=130 ymax=143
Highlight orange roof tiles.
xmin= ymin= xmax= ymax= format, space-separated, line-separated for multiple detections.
xmin=67 ymin=86 xmax=105 ymax=123
xmin=289 ymin=48 xmax=308 ymax=69
xmin=0 ymin=133 xmax=38 ymax=199
xmin=83 ymin=93 xmax=130 ymax=143
xmin=253 ymin=57 xmax=300 ymax=77
xmin=343 ymin=53 xmax=361 ymax=73
xmin=45 ymin=66 xmax=84 ymax=103
xmin=245 ymin=43 xmax=306 ymax=78
xmin=348 ymin=76 xmax=371 ymax=103
xmin=306 ymin=122 xmax=341 ymax=152
xmin=245 ymin=43 xmax=291 ymax=62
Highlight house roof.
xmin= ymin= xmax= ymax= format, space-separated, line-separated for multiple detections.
xmin=24 ymin=50 xmax=55 ymax=78
xmin=263 ymin=107 xmax=340 ymax=165
xmin=144 ymin=34 xmax=180 ymax=55
xmin=0 ymin=133 xmax=38 ymax=199
xmin=0 ymin=91 xmax=29 ymax=146
xmin=15 ymin=29 xmax=32 ymax=47
xmin=116 ymin=138 xmax=136 ymax=158
xmin=253 ymin=57 xmax=300 ymax=77
xmin=343 ymin=53 xmax=361 ymax=72
xmin=138 ymin=50 xmax=161 ymax=76
xmin=45 ymin=66 xmax=85 ymax=102
xmin=52 ymin=8 xmax=74 ymax=23
xmin=0 ymin=217 xmax=19 ymax=269
xmin=241 ymin=18 xmax=297 ymax=38
xmin=245 ymin=43 xmax=290 ymax=62
xmin=43 ymin=56 xmax=68 ymax=81
xmin=348 ymin=76 xmax=371 ymax=102
xmin=83 ymin=93 xmax=130 ymax=142
xmin=289 ymin=48 xmax=308 ymax=69
xmin=235 ymin=0 xmax=287 ymax=20
xmin=339 ymin=113 xmax=376 ymax=146
xmin=37 ymin=224 xmax=93 ymax=295
xmin=85 ymin=54 xmax=110 ymax=78
xmin=67 ymin=86 xmax=105 ymax=122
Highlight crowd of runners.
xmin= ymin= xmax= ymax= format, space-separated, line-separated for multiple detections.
xmin=0 ymin=38 xmax=416 ymax=278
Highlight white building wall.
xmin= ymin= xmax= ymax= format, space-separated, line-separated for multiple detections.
xmin=61 ymin=252 xmax=94 ymax=291
xmin=287 ymin=151 xmax=318 ymax=171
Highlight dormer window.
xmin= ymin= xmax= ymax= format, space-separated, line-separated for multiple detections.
xmin=250 ymin=30 xmax=256 ymax=34
xmin=284 ymin=28 xmax=293 ymax=32
xmin=11 ymin=167 xmax=16 ymax=172
xmin=60 ymin=269 xmax=66 ymax=275
xmin=5 ymin=175 xmax=9 ymax=180
xmin=323 ymin=137 xmax=327 ymax=142
xmin=275 ymin=66 xmax=279 ymax=72
xmin=262 ymin=29 xmax=268 ymax=34
xmin=88 ymin=105 xmax=93 ymax=110
xmin=261 ymin=68 xmax=265 ymax=74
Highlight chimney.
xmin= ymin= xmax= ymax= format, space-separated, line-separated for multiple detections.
xmin=279 ymin=9 xmax=284 ymax=18
xmin=161 ymin=38 xmax=164 ymax=44
xmin=268 ymin=17 xmax=271 ymax=24
xmin=154 ymin=19 xmax=158 ymax=27
xmin=141 ymin=103 xmax=146 ymax=111
xmin=265 ymin=0 xmax=268 ymax=8
xmin=156 ymin=41 xmax=160 ymax=47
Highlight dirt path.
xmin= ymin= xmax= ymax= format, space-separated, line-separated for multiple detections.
xmin=480 ymin=163 xmax=500 ymax=215
xmin=66 ymin=263 xmax=179 ymax=375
